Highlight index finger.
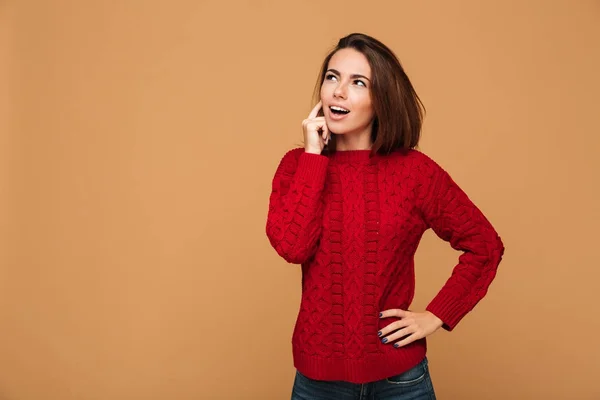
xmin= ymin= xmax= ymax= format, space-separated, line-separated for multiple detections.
xmin=308 ymin=100 xmax=323 ymax=119
xmin=379 ymin=309 xmax=408 ymax=318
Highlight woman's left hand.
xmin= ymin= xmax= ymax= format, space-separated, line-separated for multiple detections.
xmin=378 ymin=309 xmax=444 ymax=348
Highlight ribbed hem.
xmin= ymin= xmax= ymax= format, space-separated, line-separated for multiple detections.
xmin=295 ymin=152 xmax=329 ymax=185
xmin=426 ymin=291 xmax=467 ymax=331
xmin=293 ymin=342 xmax=427 ymax=384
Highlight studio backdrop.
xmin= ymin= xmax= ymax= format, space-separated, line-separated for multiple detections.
xmin=1 ymin=1 xmax=599 ymax=399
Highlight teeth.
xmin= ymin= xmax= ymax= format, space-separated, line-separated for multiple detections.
xmin=331 ymin=106 xmax=350 ymax=113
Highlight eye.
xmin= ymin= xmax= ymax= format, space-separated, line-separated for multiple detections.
xmin=325 ymin=73 xmax=337 ymax=81
xmin=354 ymin=79 xmax=366 ymax=87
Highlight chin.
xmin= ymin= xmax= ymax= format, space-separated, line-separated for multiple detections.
xmin=325 ymin=120 xmax=354 ymax=135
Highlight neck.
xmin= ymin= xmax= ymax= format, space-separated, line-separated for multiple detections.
xmin=334 ymin=132 xmax=373 ymax=151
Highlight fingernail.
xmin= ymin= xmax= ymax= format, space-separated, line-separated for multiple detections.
xmin=377 ymin=331 xmax=382 ymax=337
xmin=379 ymin=313 xmax=382 ymax=318
xmin=382 ymin=338 xmax=388 ymax=343
xmin=394 ymin=343 xmax=399 ymax=348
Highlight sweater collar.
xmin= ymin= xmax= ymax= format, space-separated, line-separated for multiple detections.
xmin=328 ymin=149 xmax=375 ymax=163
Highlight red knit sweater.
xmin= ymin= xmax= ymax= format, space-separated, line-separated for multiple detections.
xmin=265 ymin=147 xmax=504 ymax=384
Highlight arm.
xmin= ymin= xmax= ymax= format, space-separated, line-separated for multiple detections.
xmin=421 ymin=161 xmax=505 ymax=331
xmin=265 ymin=148 xmax=329 ymax=264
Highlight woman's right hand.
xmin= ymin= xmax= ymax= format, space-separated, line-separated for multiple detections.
xmin=302 ymin=101 xmax=330 ymax=154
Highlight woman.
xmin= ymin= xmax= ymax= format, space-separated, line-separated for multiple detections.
xmin=266 ymin=33 xmax=504 ymax=400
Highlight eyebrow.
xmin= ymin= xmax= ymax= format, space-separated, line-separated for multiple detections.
xmin=326 ymin=68 xmax=371 ymax=82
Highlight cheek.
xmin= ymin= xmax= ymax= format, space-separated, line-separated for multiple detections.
xmin=354 ymin=96 xmax=373 ymax=119
xmin=320 ymin=84 xmax=330 ymax=99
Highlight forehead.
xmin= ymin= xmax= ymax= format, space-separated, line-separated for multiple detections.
xmin=328 ymin=48 xmax=371 ymax=77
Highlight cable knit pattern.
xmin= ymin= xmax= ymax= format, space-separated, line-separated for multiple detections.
xmin=266 ymin=147 xmax=504 ymax=384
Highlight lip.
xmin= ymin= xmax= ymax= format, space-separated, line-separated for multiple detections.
xmin=327 ymin=105 xmax=351 ymax=121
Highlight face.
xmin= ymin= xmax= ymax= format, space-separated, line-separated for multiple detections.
xmin=320 ymin=48 xmax=375 ymax=137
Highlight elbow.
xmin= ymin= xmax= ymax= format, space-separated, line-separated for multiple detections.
xmin=481 ymin=220 xmax=505 ymax=264
xmin=489 ymin=234 xmax=505 ymax=265
xmin=496 ymin=234 xmax=505 ymax=255
xmin=273 ymin=242 xmax=312 ymax=264
xmin=281 ymin=251 xmax=310 ymax=265
xmin=471 ymin=232 xmax=505 ymax=271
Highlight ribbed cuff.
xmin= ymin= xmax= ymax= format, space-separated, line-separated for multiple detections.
xmin=425 ymin=291 xmax=468 ymax=332
xmin=295 ymin=152 xmax=329 ymax=187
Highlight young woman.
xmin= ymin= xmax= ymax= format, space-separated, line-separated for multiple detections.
xmin=266 ymin=33 xmax=504 ymax=400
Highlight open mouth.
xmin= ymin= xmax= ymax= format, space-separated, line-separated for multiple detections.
xmin=329 ymin=106 xmax=351 ymax=115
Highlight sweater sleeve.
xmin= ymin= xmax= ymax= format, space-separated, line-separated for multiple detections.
xmin=420 ymin=159 xmax=505 ymax=331
xmin=266 ymin=148 xmax=329 ymax=264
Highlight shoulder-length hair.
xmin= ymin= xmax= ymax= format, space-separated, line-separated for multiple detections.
xmin=313 ymin=33 xmax=425 ymax=156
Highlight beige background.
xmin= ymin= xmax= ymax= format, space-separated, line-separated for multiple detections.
xmin=2 ymin=1 xmax=600 ymax=399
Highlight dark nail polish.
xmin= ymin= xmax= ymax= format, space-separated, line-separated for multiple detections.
xmin=382 ymin=338 xmax=388 ymax=343
xmin=377 ymin=331 xmax=382 ymax=337
xmin=394 ymin=343 xmax=399 ymax=348
xmin=379 ymin=312 xmax=382 ymax=318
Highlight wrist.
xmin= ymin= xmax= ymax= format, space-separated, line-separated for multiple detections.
xmin=304 ymin=147 xmax=322 ymax=155
xmin=427 ymin=311 xmax=443 ymax=328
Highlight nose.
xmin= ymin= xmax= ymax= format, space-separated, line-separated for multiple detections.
xmin=333 ymin=82 xmax=348 ymax=99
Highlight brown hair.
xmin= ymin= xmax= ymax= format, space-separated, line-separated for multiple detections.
xmin=313 ymin=33 xmax=425 ymax=156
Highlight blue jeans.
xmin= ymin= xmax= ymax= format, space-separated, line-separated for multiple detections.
xmin=291 ymin=357 xmax=436 ymax=400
